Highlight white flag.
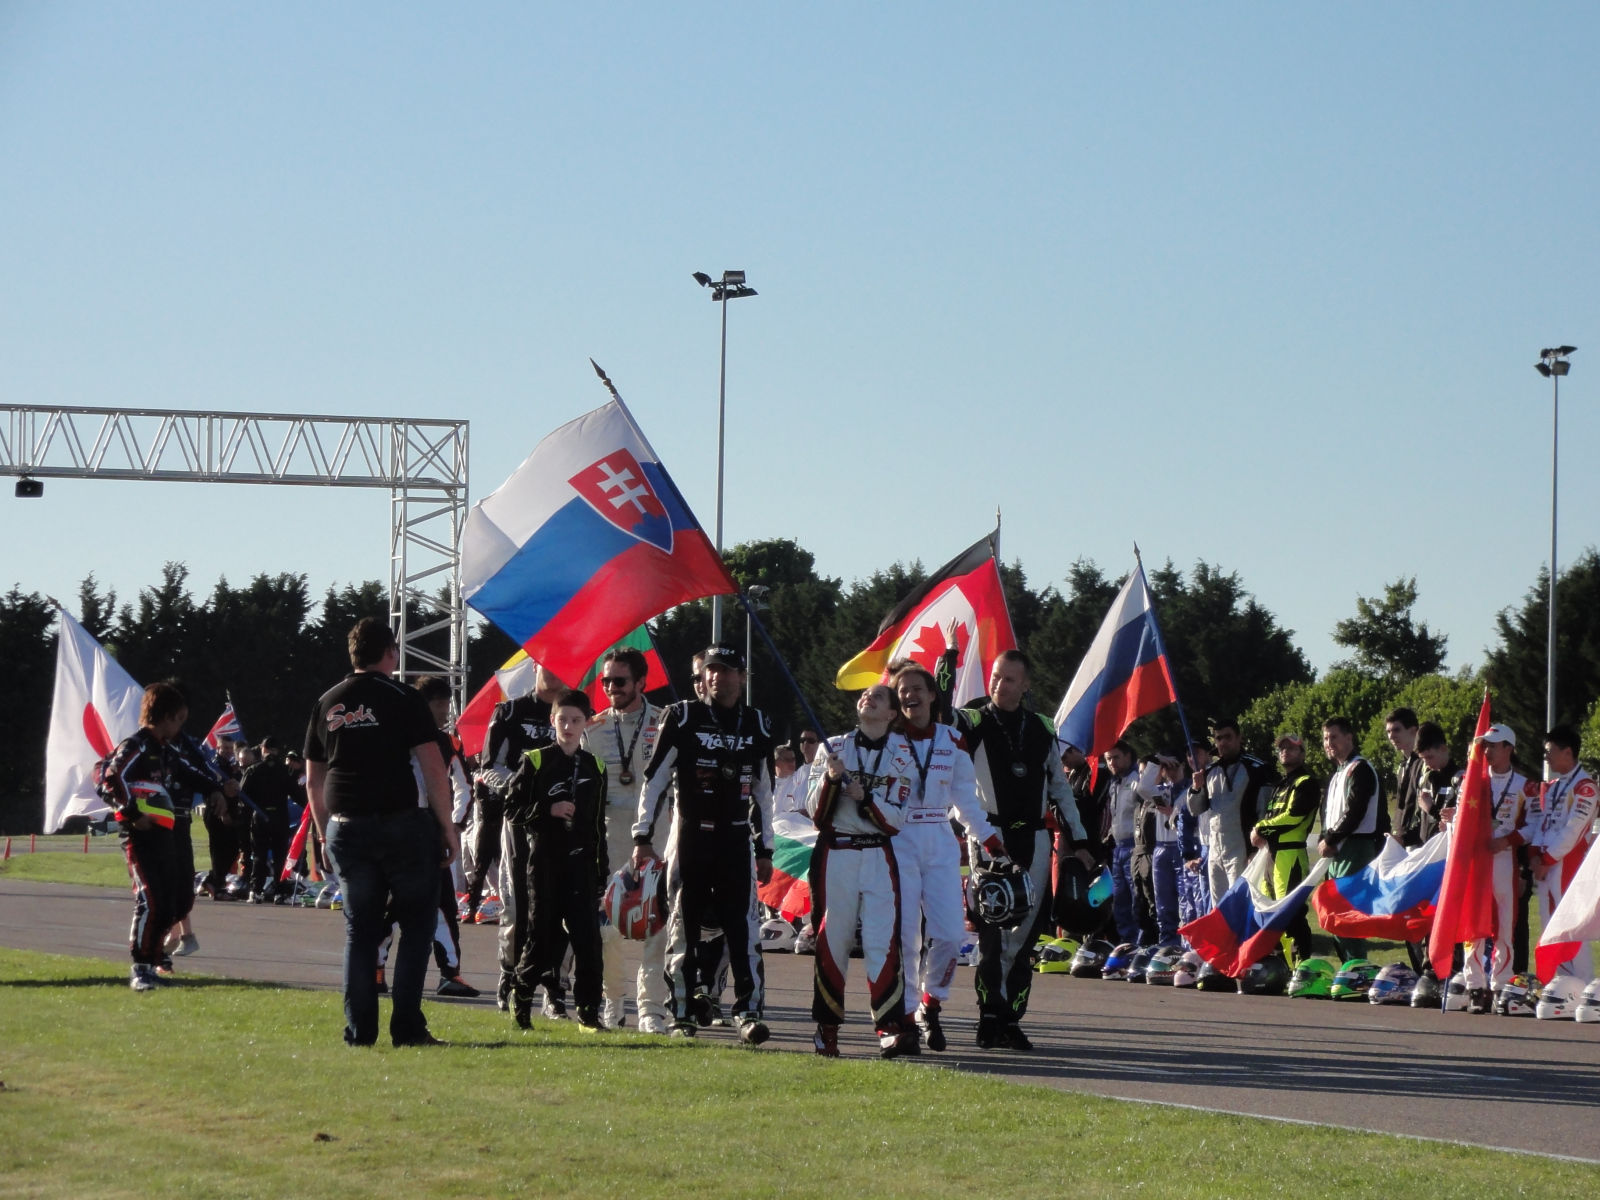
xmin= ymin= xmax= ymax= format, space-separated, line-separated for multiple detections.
xmin=44 ymin=610 xmax=143 ymax=832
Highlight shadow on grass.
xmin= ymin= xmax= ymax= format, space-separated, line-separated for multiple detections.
xmin=0 ymin=974 xmax=298 ymax=991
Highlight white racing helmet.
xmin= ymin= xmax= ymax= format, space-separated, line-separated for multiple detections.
xmin=1575 ymin=978 xmax=1600 ymax=1024
xmin=1368 ymin=963 xmax=1419 ymax=1006
xmin=1535 ymin=975 xmax=1586 ymax=1021
xmin=759 ymin=917 xmax=798 ymax=953
xmin=1442 ymin=972 xmax=1471 ymax=1012
xmin=1172 ymin=950 xmax=1205 ymax=989
xmin=1494 ymin=973 xmax=1541 ymax=1017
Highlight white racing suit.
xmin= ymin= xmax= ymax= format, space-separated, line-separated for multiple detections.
xmin=1523 ymin=766 xmax=1598 ymax=981
xmin=896 ymin=722 xmax=999 ymax=1020
xmin=583 ymin=701 xmax=667 ymax=1030
xmin=805 ymin=730 xmax=911 ymax=1035
xmin=1186 ymin=755 xmax=1270 ymax=899
xmin=1463 ymin=768 xmax=1537 ymax=990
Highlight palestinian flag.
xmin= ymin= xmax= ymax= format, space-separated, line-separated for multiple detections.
xmin=577 ymin=625 xmax=670 ymax=713
xmin=835 ymin=527 xmax=1015 ymax=707
xmin=757 ymin=810 xmax=816 ymax=920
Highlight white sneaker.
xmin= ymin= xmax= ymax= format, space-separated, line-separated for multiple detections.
xmin=173 ymin=933 xmax=200 ymax=957
xmin=130 ymin=965 xmax=156 ymax=992
xmin=638 ymin=1015 xmax=670 ymax=1036
xmin=600 ymin=998 xmax=624 ymax=1029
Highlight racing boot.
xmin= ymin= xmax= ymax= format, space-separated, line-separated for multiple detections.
xmin=916 ymin=996 xmax=948 ymax=1052
xmin=975 ymin=1014 xmax=1005 ymax=1049
xmin=813 ymin=1023 xmax=840 ymax=1058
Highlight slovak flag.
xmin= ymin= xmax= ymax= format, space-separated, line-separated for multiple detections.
xmin=462 ymin=393 xmax=737 ymax=686
xmin=1180 ymin=849 xmax=1331 ymax=976
xmin=835 ymin=528 xmax=1015 ymax=708
xmin=1053 ymin=557 xmax=1179 ymax=760
xmin=44 ymin=608 xmax=144 ymax=832
xmin=1310 ymin=832 xmax=1449 ymax=941
xmin=204 ymin=702 xmax=242 ymax=750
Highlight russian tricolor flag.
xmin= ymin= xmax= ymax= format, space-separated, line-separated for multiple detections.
xmin=463 ymin=393 xmax=737 ymax=687
xmin=1309 ymin=832 xmax=1449 ymax=942
xmin=1180 ymin=851 xmax=1330 ymax=975
xmin=1053 ymin=559 xmax=1179 ymax=760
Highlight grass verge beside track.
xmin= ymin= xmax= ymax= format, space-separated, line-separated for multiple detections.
xmin=0 ymin=835 xmax=131 ymax=889
xmin=1 ymin=948 xmax=1596 ymax=1198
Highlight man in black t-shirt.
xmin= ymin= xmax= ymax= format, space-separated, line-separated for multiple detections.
xmin=306 ymin=618 xmax=459 ymax=1048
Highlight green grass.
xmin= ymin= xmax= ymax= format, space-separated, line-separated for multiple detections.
xmin=0 ymin=835 xmax=133 ymax=888
xmin=0 ymin=948 xmax=1596 ymax=1198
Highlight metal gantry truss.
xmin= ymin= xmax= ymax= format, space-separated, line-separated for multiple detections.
xmin=1 ymin=404 xmax=470 ymax=710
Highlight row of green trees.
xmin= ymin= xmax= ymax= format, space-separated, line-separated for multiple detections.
xmin=3 ymin=545 xmax=1598 ymax=833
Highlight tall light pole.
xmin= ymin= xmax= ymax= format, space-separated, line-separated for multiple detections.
xmin=744 ymin=584 xmax=770 ymax=704
xmin=693 ymin=269 xmax=758 ymax=642
xmin=1535 ymin=345 xmax=1576 ymax=735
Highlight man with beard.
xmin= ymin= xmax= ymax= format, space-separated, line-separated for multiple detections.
xmin=582 ymin=647 xmax=668 ymax=1032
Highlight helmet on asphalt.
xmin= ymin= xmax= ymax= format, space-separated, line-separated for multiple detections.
xmin=1443 ymin=972 xmax=1471 ymax=1012
xmin=1495 ymin=974 xmax=1541 ymax=1017
xmin=1127 ymin=946 xmax=1157 ymax=983
xmin=602 ymin=860 xmax=667 ymax=941
xmin=758 ymin=918 xmax=798 ymax=953
xmin=1195 ymin=959 xmax=1235 ymax=993
xmin=1102 ymin=942 xmax=1138 ymax=981
xmin=1145 ymin=945 xmax=1184 ymax=986
xmin=1410 ymin=970 xmax=1443 ymax=1009
xmin=1575 ymin=979 xmax=1600 ymax=1024
xmin=1052 ymin=857 xmax=1099 ymax=937
xmin=1036 ymin=935 xmax=1081 ymax=973
xmin=1536 ymin=975 xmax=1586 ymax=1020
xmin=1070 ymin=938 xmax=1115 ymax=978
xmin=1287 ymin=956 xmax=1339 ymax=999
xmin=1368 ymin=963 xmax=1419 ymax=1006
xmin=970 ymin=860 xmax=1036 ymax=929
xmin=1239 ymin=953 xmax=1291 ymax=997
xmin=1329 ymin=959 xmax=1380 ymax=1001
xmin=1172 ymin=950 xmax=1205 ymax=989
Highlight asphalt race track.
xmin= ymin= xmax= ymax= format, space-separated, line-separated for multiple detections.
xmin=4 ymin=877 xmax=1599 ymax=1162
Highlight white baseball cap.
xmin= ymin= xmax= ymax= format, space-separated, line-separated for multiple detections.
xmin=1475 ymin=724 xmax=1516 ymax=747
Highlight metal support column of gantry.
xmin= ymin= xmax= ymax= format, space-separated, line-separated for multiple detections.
xmin=2 ymin=404 xmax=471 ymax=716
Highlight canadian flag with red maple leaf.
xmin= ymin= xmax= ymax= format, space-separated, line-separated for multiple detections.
xmin=835 ymin=528 xmax=1015 ymax=708
xmin=44 ymin=607 xmax=144 ymax=831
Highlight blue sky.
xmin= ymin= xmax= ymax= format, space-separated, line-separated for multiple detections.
xmin=3 ymin=4 xmax=1597 ymax=679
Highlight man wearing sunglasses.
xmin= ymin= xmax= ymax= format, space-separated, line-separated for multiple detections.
xmin=582 ymin=647 xmax=669 ymax=1032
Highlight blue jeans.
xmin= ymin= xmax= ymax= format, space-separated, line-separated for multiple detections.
xmin=325 ymin=807 xmax=441 ymax=1046
xmin=1110 ymin=840 xmax=1140 ymax=944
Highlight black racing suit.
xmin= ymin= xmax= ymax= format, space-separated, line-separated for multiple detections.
xmin=469 ymin=696 xmax=555 ymax=915
xmin=242 ymin=754 xmax=297 ymax=897
xmin=635 ymin=699 xmax=775 ymax=1027
xmin=503 ymin=743 xmax=609 ymax=1019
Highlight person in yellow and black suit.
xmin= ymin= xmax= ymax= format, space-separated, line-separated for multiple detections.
xmin=502 ymin=689 xmax=609 ymax=1032
xmin=1250 ymin=732 xmax=1320 ymax=964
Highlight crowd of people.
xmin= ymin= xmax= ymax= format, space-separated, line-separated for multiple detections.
xmin=99 ymin=618 xmax=1598 ymax=1052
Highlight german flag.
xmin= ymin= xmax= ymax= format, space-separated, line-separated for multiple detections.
xmin=835 ymin=528 xmax=1015 ymax=707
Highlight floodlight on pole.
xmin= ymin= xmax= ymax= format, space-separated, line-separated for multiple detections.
xmin=1535 ymin=345 xmax=1576 ymax=735
xmin=693 ymin=269 xmax=759 ymax=642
